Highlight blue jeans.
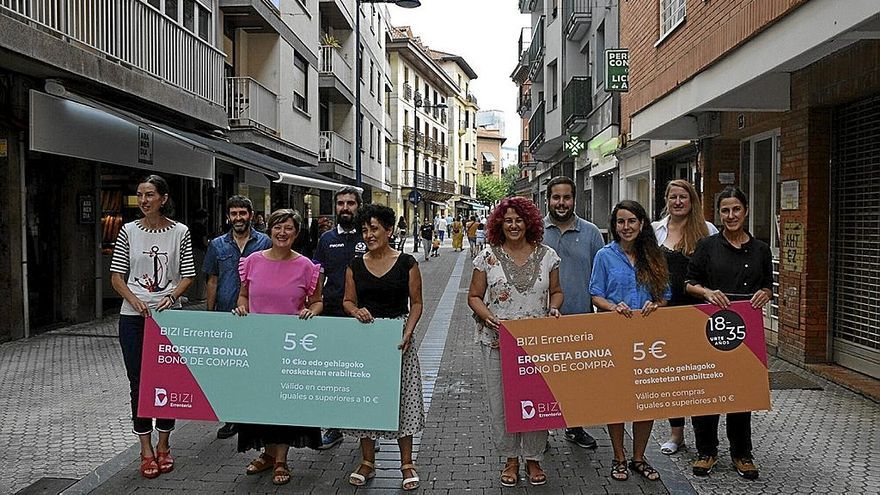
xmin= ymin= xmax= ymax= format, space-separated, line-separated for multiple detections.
xmin=119 ymin=315 xmax=175 ymax=435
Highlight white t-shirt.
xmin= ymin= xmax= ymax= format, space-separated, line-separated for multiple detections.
xmin=110 ymin=220 xmax=196 ymax=316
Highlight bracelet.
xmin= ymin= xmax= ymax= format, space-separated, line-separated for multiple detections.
xmin=165 ymin=294 xmax=177 ymax=304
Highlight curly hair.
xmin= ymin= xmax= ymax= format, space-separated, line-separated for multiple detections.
xmin=610 ymin=200 xmax=669 ymax=301
xmin=355 ymin=203 xmax=396 ymax=230
xmin=486 ymin=196 xmax=544 ymax=246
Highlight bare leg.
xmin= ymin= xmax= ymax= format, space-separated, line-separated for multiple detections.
xmin=398 ymin=435 xmax=419 ymax=490
xmin=608 ymin=423 xmax=626 ymax=461
xmin=138 ymin=433 xmax=154 ymax=458
xmin=156 ymin=430 xmax=170 ymax=453
xmin=632 ymin=420 xmax=654 ymax=461
xmin=355 ymin=438 xmax=376 ymax=478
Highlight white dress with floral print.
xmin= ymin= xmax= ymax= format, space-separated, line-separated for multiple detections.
xmin=472 ymin=244 xmax=561 ymax=346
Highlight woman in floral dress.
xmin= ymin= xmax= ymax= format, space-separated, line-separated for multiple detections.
xmin=467 ymin=197 xmax=563 ymax=487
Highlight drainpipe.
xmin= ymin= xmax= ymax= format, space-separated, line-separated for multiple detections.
xmin=19 ymin=132 xmax=29 ymax=338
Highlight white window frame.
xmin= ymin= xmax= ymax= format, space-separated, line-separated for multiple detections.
xmin=293 ymin=52 xmax=309 ymax=115
xmin=656 ymin=0 xmax=686 ymax=45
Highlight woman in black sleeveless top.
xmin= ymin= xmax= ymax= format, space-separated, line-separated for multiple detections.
xmin=342 ymin=204 xmax=425 ymax=491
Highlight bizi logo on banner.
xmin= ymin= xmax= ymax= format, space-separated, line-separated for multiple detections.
xmin=154 ymin=388 xmax=168 ymax=407
xmin=521 ymin=400 xmax=535 ymax=419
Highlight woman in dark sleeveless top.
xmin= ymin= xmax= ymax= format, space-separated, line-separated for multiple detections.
xmin=342 ymin=204 xmax=425 ymax=491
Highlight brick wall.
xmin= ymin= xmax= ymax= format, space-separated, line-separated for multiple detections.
xmin=620 ymin=0 xmax=808 ymax=134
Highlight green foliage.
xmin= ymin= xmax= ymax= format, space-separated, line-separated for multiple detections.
xmin=476 ymin=174 xmax=508 ymax=206
xmin=501 ymin=166 xmax=521 ymax=196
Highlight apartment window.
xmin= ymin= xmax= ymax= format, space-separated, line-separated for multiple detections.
xmin=164 ymin=0 xmax=177 ymax=21
xmin=404 ymin=67 xmax=409 ymax=83
xmin=549 ymin=60 xmax=558 ymax=110
xmin=197 ymin=3 xmax=209 ymax=41
xmin=370 ymin=61 xmax=375 ymax=94
xmin=361 ymin=117 xmax=366 ymax=150
xmin=596 ymin=22 xmax=605 ymax=89
xmin=659 ymin=0 xmax=686 ymax=40
xmin=551 ymin=0 xmax=558 ymax=19
xmin=370 ymin=123 xmax=375 ymax=158
xmin=465 ymin=143 xmax=470 ymax=161
xmin=293 ymin=52 xmax=309 ymax=113
xmin=183 ymin=0 xmax=194 ymax=30
xmin=359 ymin=44 xmax=365 ymax=81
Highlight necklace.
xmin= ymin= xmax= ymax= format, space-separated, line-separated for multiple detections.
xmin=492 ymin=244 xmax=546 ymax=293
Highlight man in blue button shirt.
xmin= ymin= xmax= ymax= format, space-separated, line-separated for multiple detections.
xmin=313 ymin=186 xmax=368 ymax=449
xmin=542 ymin=176 xmax=605 ymax=450
xmin=204 ymin=195 xmax=271 ymax=439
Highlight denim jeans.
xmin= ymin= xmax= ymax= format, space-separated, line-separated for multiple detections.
xmin=118 ymin=315 xmax=175 ymax=435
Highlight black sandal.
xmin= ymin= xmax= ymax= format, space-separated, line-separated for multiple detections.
xmin=611 ymin=459 xmax=629 ymax=481
xmin=629 ymin=459 xmax=661 ymax=481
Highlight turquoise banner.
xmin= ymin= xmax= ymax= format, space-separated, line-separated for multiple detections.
xmin=138 ymin=310 xmax=402 ymax=431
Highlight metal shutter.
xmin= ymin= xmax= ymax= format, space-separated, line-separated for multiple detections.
xmin=830 ymin=93 xmax=880 ymax=378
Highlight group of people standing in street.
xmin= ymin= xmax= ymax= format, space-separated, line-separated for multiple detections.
xmin=111 ymin=172 xmax=770 ymax=488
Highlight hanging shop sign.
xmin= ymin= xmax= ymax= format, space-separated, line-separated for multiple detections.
xmin=138 ymin=127 xmax=154 ymax=165
xmin=564 ymin=135 xmax=586 ymax=157
xmin=78 ymin=194 xmax=96 ymax=224
xmin=605 ymin=49 xmax=629 ymax=92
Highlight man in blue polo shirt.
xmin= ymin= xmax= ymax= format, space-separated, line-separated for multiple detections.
xmin=204 ymin=195 xmax=271 ymax=440
xmin=313 ymin=186 xmax=367 ymax=448
xmin=542 ymin=176 xmax=605 ymax=450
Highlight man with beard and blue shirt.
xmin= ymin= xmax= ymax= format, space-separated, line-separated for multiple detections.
xmin=313 ymin=186 xmax=368 ymax=449
xmin=542 ymin=176 xmax=605 ymax=450
xmin=204 ymin=195 xmax=271 ymax=440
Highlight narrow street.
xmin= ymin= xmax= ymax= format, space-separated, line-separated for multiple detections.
xmin=1 ymin=241 xmax=877 ymax=494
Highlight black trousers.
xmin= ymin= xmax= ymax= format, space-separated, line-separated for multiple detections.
xmin=119 ymin=315 xmax=176 ymax=435
xmin=692 ymin=412 xmax=752 ymax=459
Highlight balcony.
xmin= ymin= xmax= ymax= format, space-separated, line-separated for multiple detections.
xmin=319 ymin=45 xmax=354 ymax=103
xmin=528 ymin=17 xmax=545 ymax=82
xmin=513 ymin=27 xmax=532 ymax=83
xmin=482 ymin=161 xmax=495 ymax=175
xmin=467 ymin=93 xmax=478 ymax=106
xmin=562 ymin=76 xmax=593 ymax=131
xmin=514 ymin=176 xmax=532 ymax=194
xmin=518 ymin=91 xmax=532 ymax=116
xmin=518 ymin=139 xmax=535 ymax=169
xmin=226 ymin=77 xmax=279 ymax=134
xmin=414 ymin=90 xmax=423 ymax=106
xmin=460 ymin=184 xmax=472 ymax=197
xmin=0 ymin=0 xmax=224 ymax=105
xmin=319 ymin=0 xmax=355 ymax=30
xmin=319 ymin=131 xmax=353 ymax=166
xmin=402 ymin=170 xmax=456 ymax=195
xmin=518 ymin=0 xmax=539 ymax=14
xmin=440 ymin=109 xmax=447 ymax=124
xmin=529 ymin=100 xmax=546 ymax=152
xmin=403 ymin=126 xmax=416 ymax=147
xmin=564 ymin=0 xmax=593 ymax=41
xmin=403 ymin=82 xmax=413 ymax=101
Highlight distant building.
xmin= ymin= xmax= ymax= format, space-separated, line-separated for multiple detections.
xmin=476 ymin=110 xmax=506 ymax=135
xmin=477 ymin=127 xmax=506 ymax=178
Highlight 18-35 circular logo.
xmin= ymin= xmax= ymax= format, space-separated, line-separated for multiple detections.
xmin=705 ymin=310 xmax=746 ymax=351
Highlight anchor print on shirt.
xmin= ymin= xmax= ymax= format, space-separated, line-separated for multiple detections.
xmin=138 ymin=245 xmax=171 ymax=292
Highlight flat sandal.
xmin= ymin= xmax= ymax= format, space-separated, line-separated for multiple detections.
xmin=348 ymin=460 xmax=376 ymax=486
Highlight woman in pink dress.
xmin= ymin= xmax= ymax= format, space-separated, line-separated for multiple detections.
xmin=233 ymin=209 xmax=323 ymax=485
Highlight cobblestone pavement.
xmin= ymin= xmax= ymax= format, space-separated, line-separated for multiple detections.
xmin=2 ymin=240 xmax=879 ymax=494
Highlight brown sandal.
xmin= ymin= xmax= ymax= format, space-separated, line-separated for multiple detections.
xmin=139 ymin=454 xmax=159 ymax=479
xmin=525 ymin=460 xmax=547 ymax=486
xmin=500 ymin=458 xmax=519 ymax=487
xmin=156 ymin=449 xmax=174 ymax=474
xmin=272 ymin=462 xmax=291 ymax=485
xmin=246 ymin=452 xmax=275 ymax=475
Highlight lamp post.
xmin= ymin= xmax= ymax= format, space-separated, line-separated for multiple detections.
xmin=355 ymin=0 xmax=421 ymax=188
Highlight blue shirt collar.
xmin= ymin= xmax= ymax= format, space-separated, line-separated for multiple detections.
xmin=223 ymin=227 xmax=261 ymax=245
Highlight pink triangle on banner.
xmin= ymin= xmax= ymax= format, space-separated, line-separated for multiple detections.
xmin=137 ymin=317 xmax=219 ymax=421
xmin=499 ymin=324 xmax=567 ymax=433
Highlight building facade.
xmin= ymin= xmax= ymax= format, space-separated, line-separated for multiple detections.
xmin=476 ymin=127 xmax=506 ymax=178
xmin=621 ymin=0 xmax=880 ymax=379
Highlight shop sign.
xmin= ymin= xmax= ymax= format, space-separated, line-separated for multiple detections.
xmin=564 ymin=135 xmax=586 ymax=157
xmin=781 ymin=180 xmax=799 ymax=210
xmin=605 ymin=49 xmax=629 ymax=92
xmin=782 ymin=222 xmax=804 ymax=273
xmin=718 ymin=172 xmax=736 ymax=185
xmin=0 ymin=138 xmax=7 ymax=158
xmin=138 ymin=127 xmax=153 ymax=165
xmin=78 ymin=194 xmax=96 ymax=224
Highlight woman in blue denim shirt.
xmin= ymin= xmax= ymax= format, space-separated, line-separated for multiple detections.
xmin=590 ymin=200 xmax=670 ymax=483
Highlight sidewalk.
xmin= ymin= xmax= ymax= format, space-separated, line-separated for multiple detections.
xmin=2 ymin=242 xmax=878 ymax=494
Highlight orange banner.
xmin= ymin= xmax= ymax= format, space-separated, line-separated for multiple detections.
xmin=499 ymin=301 xmax=771 ymax=432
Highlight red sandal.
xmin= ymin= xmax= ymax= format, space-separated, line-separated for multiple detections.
xmin=156 ymin=449 xmax=174 ymax=474
xmin=140 ymin=454 xmax=160 ymax=479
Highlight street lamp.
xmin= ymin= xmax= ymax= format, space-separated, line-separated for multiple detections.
xmin=355 ymin=0 xmax=421 ymax=189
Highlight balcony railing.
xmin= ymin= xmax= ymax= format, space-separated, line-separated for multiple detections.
xmin=564 ymin=0 xmax=593 ymax=41
xmin=562 ymin=76 xmax=593 ymax=129
xmin=466 ymin=92 xmax=478 ymax=106
xmin=319 ymin=45 xmax=352 ymax=90
xmin=402 ymin=170 xmax=456 ymax=195
xmin=403 ymin=82 xmax=413 ymax=101
xmin=460 ymin=184 xmax=471 ymax=197
xmin=518 ymin=139 xmax=534 ymax=165
xmin=0 ymin=0 xmax=225 ymax=105
xmin=518 ymin=91 xmax=532 ymax=116
xmin=482 ymin=161 xmax=495 ymax=175
xmin=403 ymin=126 xmax=415 ymax=147
xmin=319 ymin=131 xmax=353 ymax=166
xmin=440 ymin=109 xmax=447 ymax=124
xmin=529 ymin=100 xmax=546 ymax=151
xmin=528 ymin=16 xmax=545 ymax=80
xmin=518 ymin=27 xmax=532 ymax=63
xmin=414 ymin=90 xmax=423 ymax=106
xmin=226 ymin=77 xmax=279 ymax=133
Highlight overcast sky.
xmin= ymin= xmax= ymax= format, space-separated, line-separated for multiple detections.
xmin=388 ymin=0 xmax=527 ymax=146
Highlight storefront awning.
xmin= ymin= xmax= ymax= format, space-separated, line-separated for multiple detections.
xmin=457 ymin=199 xmax=488 ymax=210
xmin=481 ymin=151 xmax=496 ymax=163
xmin=428 ymin=200 xmax=448 ymax=207
xmin=274 ymin=172 xmax=361 ymax=192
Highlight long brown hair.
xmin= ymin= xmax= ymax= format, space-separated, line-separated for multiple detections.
xmin=611 ymin=201 xmax=669 ymax=301
xmin=662 ymin=179 xmax=711 ymax=256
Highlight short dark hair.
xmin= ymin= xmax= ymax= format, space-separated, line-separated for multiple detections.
xmin=546 ymin=176 xmax=576 ymax=199
xmin=356 ymin=204 xmax=396 ymax=230
xmin=226 ymin=195 xmax=253 ymax=214
xmin=716 ymin=186 xmax=749 ymax=210
xmin=335 ymin=186 xmax=363 ymax=207
xmin=138 ymin=174 xmax=174 ymax=216
xmin=266 ymin=209 xmax=302 ymax=233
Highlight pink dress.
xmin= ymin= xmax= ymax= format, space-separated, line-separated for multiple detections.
xmin=238 ymin=252 xmax=320 ymax=315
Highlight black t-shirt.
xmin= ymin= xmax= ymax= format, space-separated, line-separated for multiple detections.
xmin=662 ymin=246 xmax=701 ymax=306
xmin=420 ymin=224 xmax=434 ymax=240
xmin=686 ymin=233 xmax=773 ymax=299
xmin=350 ymin=253 xmax=417 ymax=318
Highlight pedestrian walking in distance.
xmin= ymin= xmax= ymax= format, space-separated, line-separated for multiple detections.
xmin=652 ymin=179 xmax=718 ymax=456
xmin=468 ymin=197 xmax=563 ymax=487
xmin=110 ymin=174 xmax=195 ymax=479
xmin=204 ymin=195 xmax=271 ymax=441
xmin=542 ymin=176 xmax=605 ymax=450
xmin=590 ymin=200 xmax=669 ymax=483
xmin=233 ymin=209 xmax=324 ymax=486
xmin=686 ymin=186 xmax=772 ymax=480
xmin=342 ymin=204 xmax=425 ymax=491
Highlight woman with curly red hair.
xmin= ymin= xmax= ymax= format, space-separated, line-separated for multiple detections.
xmin=467 ymin=197 xmax=563 ymax=487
